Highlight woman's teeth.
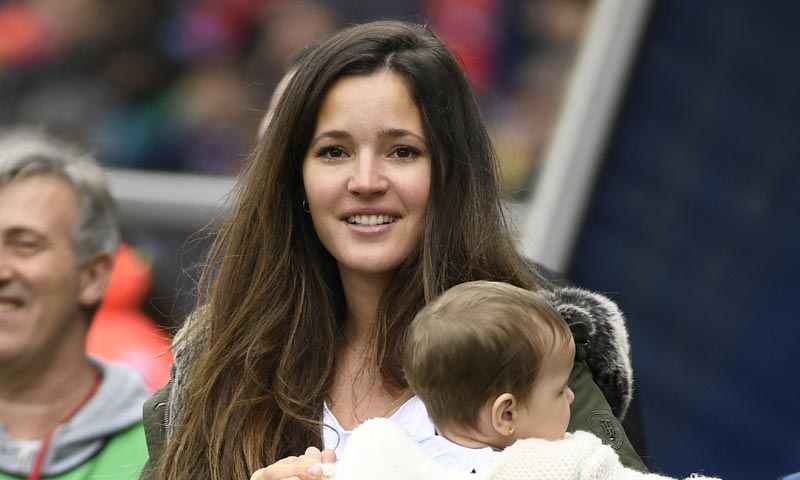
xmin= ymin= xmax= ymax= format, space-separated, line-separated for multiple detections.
xmin=347 ymin=214 xmax=396 ymax=225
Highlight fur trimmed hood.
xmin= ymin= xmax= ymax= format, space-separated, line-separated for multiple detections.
xmin=541 ymin=287 xmax=633 ymax=420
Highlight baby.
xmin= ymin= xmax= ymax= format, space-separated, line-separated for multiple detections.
xmin=327 ymin=281 xmax=722 ymax=480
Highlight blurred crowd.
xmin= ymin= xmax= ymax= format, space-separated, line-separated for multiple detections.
xmin=0 ymin=0 xmax=592 ymax=398
xmin=0 ymin=0 xmax=590 ymax=196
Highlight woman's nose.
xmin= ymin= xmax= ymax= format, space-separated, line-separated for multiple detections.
xmin=347 ymin=155 xmax=388 ymax=196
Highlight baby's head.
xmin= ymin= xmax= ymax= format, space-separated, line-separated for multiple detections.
xmin=403 ymin=281 xmax=575 ymax=449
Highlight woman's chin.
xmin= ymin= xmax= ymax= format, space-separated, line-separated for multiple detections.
xmin=335 ymin=257 xmax=404 ymax=279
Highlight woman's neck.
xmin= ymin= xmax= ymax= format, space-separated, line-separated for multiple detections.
xmin=338 ymin=267 xmax=393 ymax=346
xmin=329 ymin=266 xmax=413 ymax=429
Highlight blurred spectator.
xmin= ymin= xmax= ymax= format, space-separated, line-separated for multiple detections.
xmin=0 ymin=127 xmax=148 ymax=479
xmin=0 ymin=0 xmax=342 ymax=175
xmin=490 ymin=0 xmax=591 ymax=197
xmin=427 ymin=0 xmax=502 ymax=93
xmin=87 ymin=243 xmax=173 ymax=393
xmin=247 ymin=0 xmax=338 ymax=85
xmin=257 ymin=41 xmax=321 ymax=138
xmin=491 ymin=51 xmax=575 ymax=198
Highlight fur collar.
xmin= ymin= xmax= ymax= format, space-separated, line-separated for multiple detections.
xmin=541 ymin=287 xmax=633 ymax=420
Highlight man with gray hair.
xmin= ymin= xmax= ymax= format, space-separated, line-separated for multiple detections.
xmin=0 ymin=128 xmax=149 ymax=479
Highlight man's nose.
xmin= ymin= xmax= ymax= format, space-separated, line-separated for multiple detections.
xmin=0 ymin=252 xmax=12 ymax=282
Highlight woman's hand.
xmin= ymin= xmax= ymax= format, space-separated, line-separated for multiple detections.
xmin=250 ymin=447 xmax=337 ymax=480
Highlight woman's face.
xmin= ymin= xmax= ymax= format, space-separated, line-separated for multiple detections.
xmin=302 ymin=70 xmax=431 ymax=280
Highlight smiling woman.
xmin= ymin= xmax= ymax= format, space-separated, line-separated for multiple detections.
xmin=141 ymin=20 xmax=647 ymax=480
xmin=303 ymin=70 xmax=431 ymax=284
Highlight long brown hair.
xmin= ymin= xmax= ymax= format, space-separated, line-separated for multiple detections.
xmin=157 ymin=21 xmax=546 ymax=479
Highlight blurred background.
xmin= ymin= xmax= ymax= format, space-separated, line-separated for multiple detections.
xmin=0 ymin=0 xmax=587 ymax=316
xmin=1 ymin=0 xmax=797 ymax=478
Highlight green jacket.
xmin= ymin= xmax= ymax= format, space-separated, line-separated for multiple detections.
xmin=140 ymin=386 xmax=169 ymax=480
xmin=140 ymin=287 xmax=648 ymax=478
xmin=567 ymin=360 xmax=646 ymax=471
xmin=0 ymin=361 xmax=150 ymax=480
xmin=0 ymin=424 xmax=147 ymax=480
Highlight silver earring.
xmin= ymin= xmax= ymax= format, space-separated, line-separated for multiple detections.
xmin=302 ymin=200 xmax=310 ymax=213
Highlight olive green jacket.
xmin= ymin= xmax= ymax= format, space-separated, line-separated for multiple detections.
xmin=139 ymin=287 xmax=648 ymax=478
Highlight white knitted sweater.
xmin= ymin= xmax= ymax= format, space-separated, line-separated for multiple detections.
xmin=330 ymin=419 xmax=721 ymax=480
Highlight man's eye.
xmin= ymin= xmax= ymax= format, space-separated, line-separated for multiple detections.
xmin=12 ymin=239 xmax=40 ymax=252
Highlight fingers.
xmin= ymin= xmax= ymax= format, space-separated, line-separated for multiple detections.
xmin=304 ymin=446 xmax=322 ymax=461
xmin=251 ymin=465 xmax=321 ymax=480
xmin=302 ymin=447 xmax=323 ymax=478
xmin=250 ymin=449 xmax=335 ymax=480
xmin=321 ymin=449 xmax=337 ymax=464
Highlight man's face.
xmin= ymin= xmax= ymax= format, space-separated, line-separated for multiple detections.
xmin=0 ymin=175 xmax=91 ymax=367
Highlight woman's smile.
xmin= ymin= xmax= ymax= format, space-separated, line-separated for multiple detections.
xmin=302 ymin=69 xmax=431 ymax=277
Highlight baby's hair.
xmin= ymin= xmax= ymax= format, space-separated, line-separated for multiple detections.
xmin=403 ymin=280 xmax=571 ymax=432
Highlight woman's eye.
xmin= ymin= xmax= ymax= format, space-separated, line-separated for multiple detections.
xmin=316 ymin=146 xmax=347 ymax=159
xmin=391 ymin=146 xmax=419 ymax=159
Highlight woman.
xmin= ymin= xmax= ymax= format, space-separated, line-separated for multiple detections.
xmin=141 ymin=21 xmax=645 ymax=480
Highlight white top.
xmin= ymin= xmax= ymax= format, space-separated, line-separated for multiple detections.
xmin=420 ymin=435 xmax=503 ymax=475
xmin=323 ymin=395 xmax=502 ymax=474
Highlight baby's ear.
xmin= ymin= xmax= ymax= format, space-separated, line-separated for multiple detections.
xmin=491 ymin=393 xmax=517 ymax=437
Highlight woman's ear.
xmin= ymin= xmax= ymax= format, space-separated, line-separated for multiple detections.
xmin=490 ymin=393 xmax=518 ymax=437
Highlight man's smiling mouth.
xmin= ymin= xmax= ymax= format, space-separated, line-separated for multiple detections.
xmin=0 ymin=301 xmax=23 ymax=312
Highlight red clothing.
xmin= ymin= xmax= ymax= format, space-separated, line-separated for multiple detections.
xmin=87 ymin=244 xmax=172 ymax=392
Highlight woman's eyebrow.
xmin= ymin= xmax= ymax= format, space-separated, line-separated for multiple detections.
xmin=311 ymin=130 xmax=350 ymax=144
xmin=377 ymin=128 xmax=426 ymax=143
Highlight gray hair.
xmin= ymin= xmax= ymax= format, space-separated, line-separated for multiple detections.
xmin=0 ymin=128 xmax=119 ymax=263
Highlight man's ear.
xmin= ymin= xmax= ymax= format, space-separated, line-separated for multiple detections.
xmin=78 ymin=251 xmax=114 ymax=308
xmin=490 ymin=393 xmax=518 ymax=437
